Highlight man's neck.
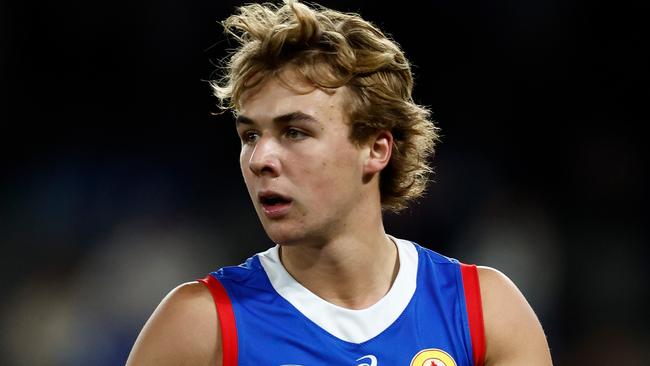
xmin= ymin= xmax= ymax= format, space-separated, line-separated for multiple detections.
xmin=278 ymin=229 xmax=400 ymax=310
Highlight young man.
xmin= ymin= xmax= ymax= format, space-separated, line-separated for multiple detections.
xmin=127 ymin=1 xmax=552 ymax=365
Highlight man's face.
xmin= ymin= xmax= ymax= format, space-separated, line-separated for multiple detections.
xmin=236 ymin=69 xmax=367 ymax=245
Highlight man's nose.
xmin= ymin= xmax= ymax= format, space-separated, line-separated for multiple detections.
xmin=248 ymin=136 xmax=281 ymax=177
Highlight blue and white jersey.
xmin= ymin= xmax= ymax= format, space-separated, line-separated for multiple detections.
xmin=199 ymin=237 xmax=485 ymax=366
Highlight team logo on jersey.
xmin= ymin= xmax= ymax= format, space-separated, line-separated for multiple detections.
xmin=410 ymin=348 xmax=457 ymax=366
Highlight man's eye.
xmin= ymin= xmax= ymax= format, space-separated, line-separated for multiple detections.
xmin=242 ymin=131 xmax=259 ymax=143
xmin=285 ymin=128 xmax=306 ymax=140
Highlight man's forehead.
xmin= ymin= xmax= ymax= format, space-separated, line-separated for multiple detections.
xmin=239 ymin=73 xmax=319 ymax=106
xmin=238 ymin=64 xmax=347 ymax=103
xmin=238 ymin=84 xmax=349 ymax=124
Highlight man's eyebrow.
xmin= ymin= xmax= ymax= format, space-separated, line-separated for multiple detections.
xmin=235 ymin=115 xmax=255 ymax=126
xmin=235 ymin=111 xmax=319 ymax=126
xmin=273 ymin=111 xmax=319 ymax=124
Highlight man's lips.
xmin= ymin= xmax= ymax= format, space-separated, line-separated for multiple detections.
xmin=258 ymin=191 xmax=293 ymax=218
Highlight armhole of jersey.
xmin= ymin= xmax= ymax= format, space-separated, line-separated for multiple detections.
xmin=198 ymin=274 xmax=238 ymax=366
xmin=460 ymin=263 xmax=486 ymax=366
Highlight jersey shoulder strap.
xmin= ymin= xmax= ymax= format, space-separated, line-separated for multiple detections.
xmin=459 ymin=263 xmax=486 ymax=366
xmin=197 ymin=274 xmax=238 ymax=366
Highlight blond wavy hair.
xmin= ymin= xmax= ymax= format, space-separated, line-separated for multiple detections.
xmin=212 ymin=0 xmax=440 ymax=212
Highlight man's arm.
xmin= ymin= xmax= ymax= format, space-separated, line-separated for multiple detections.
xmin=126 ymin=282 xmax=221 ymax=366
xmin=478 ymin=266 xmax=553 ymax=366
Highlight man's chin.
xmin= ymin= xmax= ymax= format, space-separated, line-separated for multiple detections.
xmin=262 ymin=225 xmax=304 ymax=246
xmin=266 ymin=232 xmax=301 ymax=246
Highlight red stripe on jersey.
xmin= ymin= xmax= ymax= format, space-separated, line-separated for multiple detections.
xmin=198 ymin=275 xmax=238 ymax=366
xmin=460 ymin=263 xmax=486 ymax=366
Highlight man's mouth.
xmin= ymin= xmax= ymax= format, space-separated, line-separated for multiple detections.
xmin=258 ymin=192 xmax=293 ymax=218
xmin=259 ymin=194 xmax=291 ymax=205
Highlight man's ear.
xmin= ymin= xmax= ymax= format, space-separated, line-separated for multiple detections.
xmin=363 ymin=130 xmax=393 ymax=176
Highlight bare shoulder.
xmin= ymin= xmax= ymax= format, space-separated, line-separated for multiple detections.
xmin=126 ymin=281 xmax=221 ymax=366
xmin=477 ymin=266 xmax=553 ymax=366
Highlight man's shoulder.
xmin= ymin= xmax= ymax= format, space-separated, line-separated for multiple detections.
xmin=476 ymin=266 xmax=553 ymax=365
xmin=476 ymin=265 xmax=536 ymax=333
xmin=170 ymin=280 xmax=214 ymax=300
xmin=151 ymin=281 xmax=217 ymax=330
xmin=126 ymin=281 xmax=220 ymax=366
xmin=165 ymin=281 xmax=217 ymax=318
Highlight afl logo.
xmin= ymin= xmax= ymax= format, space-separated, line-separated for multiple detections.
xmin=410 ymin=349 xmax=457 ymax=366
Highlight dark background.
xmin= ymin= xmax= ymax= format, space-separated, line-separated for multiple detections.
xmin=1 ymin=0 xmax=648 ymax=364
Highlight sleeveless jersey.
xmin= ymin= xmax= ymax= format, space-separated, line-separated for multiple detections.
xmin=198 ymin=237 xmax=485 ymax=366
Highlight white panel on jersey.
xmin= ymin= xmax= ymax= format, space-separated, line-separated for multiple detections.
xmin=258 ymin=236 xmax=418 ymax=344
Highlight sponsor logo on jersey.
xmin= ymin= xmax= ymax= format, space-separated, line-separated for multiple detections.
xmin=356 ymin=354 xmax=378 ymax=366
xmin=278 ymin=354 xmax=378 ymax=366
xmin=410 ymin=348 xmax=457 ymax=366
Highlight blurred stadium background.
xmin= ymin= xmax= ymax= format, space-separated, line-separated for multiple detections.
xmin=1 ymin=0 xmax=647 ymax=364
